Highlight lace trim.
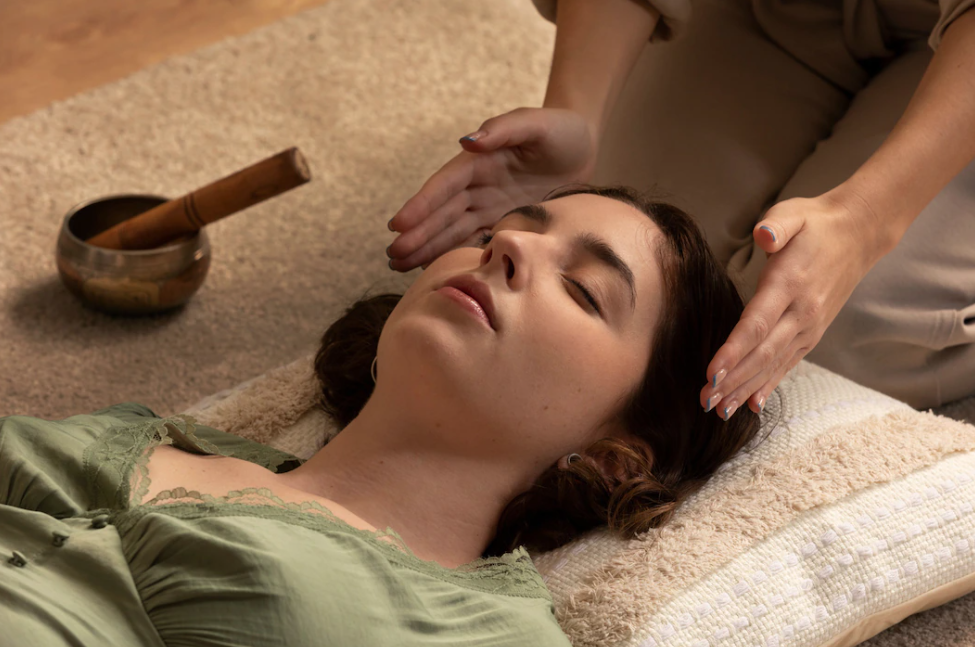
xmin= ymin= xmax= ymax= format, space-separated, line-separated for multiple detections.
xmin=83 ymin=415 xmax=550 ymax=598
xmin=82 ymin=416 xmax=204 ymax=509
xmin=82 ymin=413 xmax=295 ymax=509
xmin=147 ymin=485 xmax=417 ymax=553
xmin=116 ymin=490 xmax=548 ymax=597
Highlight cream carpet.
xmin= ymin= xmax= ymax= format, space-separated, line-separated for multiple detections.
xmin=0 ymin=0 xmax=550 ymax=419
xmin=0 ymin=0 xmax=972 ymax=644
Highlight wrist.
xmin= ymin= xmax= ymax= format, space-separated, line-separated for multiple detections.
xmin=820 ymin=186 xmax=903 ymax=259
xmin=543 ymin=0 xmax=661 ymax=155
xmin=542 ymin=93 xmax=604 ymax=152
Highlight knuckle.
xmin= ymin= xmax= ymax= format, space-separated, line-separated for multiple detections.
xmin=757 ymin=342 xmax=776 ymax=366
xmin=413 ymin=194 xmax=434 ymax=219
xmin=783 ymin=268 xmax=806 ymax=294
xmin=748 ymin=315 xmax=771 ymax=341
xmin=724 ymin=345 xmax=745 ymax=367
xmin=794 ymin=323 xmax=821 ymax=347
xmin=803 ymin=295 xmax=825 ymax=319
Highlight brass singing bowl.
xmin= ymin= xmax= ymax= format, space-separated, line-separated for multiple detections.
xmin=56 ymin=194 xmax=211 ymax=315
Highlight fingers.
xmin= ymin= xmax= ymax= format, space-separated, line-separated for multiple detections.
xmin=705 ymin=270 xmax=793 ymax=393
xmin=700 ymin=302 xmax=801 ymax=413
xmin=704 ymin=327 xmax=810 ymax=419
xmin=700 ymin=249 xmax=823 ymax=418
xmin=388 ymin=207 xmax=484 ymax=272
xmin=388 ymin=153 xmax=475 ymax=234
xmin=388 ymin=190 xmax=472 ymax=267
xmin=702 ymin=197 xmax=861 ymax=420
xmin=388 ymin=107 xmax=559 ymax=266
xmin=458 ymin=107 xmax=544 ymax=152
xmin=746 ymin=350 xmax=807 ymax=414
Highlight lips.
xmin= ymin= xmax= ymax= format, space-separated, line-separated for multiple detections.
xmin=442 ymin=275 xmax=497 ymax=330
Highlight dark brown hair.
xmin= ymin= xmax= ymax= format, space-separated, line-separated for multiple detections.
xmin=314 ymin=185 xmax=761 ymax=558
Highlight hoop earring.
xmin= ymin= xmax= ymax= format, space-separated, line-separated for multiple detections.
xmin=567 ymin=453 xmax=582 ymax=465
xmin=370 ymin=356 xmax=378 ymax=384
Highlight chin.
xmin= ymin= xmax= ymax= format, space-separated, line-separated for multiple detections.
xmin=380 ymin=311 xmax=475 ymax=394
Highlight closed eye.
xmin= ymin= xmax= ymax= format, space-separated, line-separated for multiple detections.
xmin=564 ymin=277 xmax=601 ymax=314
xmin=475 ymin=231 xmax=602 ymax=316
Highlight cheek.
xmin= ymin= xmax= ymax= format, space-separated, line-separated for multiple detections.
xmin=523 ymin=318 xmax=635 ymax=405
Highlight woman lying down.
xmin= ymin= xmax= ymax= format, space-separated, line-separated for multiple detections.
xmin=0 ymin=185 xmax=760 ymax=646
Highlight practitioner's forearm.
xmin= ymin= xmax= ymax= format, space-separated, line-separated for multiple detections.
xmin=827 ymin=7 xmax=975 ymax=254
xmin=542 ymin=0 xmax=660 ymax=146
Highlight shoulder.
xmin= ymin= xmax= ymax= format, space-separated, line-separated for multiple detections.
xmin=0 ymin=402 xmax=161 ymax=514
xmin=0 ymin=401 xmax=160 ymax=450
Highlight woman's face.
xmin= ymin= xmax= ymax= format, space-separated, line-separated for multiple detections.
xmin=378 ymin=193 xmax=664 ymax=469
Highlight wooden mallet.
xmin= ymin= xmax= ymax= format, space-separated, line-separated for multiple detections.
xmin=85 ymin=147 xmax=311 ymax=250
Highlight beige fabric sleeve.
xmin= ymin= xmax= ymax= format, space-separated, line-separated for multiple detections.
xmin=928 ymin=0 xmax=975 ymax=50
xmin=530 ymin=0 xmax=692 ymax=44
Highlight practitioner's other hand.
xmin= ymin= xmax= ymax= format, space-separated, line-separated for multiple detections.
xmin=699 ymin=192 xmax=897 ymax=419
xmin=385 ymin=107 xmax=595 ymax=272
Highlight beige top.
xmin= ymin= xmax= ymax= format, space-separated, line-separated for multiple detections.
xmin=533 ymin=0 xmax=975 ymax=50
xmin=530 ymin=0 xmax=974 ymax=84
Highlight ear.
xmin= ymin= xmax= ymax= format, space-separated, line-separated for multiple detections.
xmin=584 ymin=423 xmax=650 ymax=483
xmin=589 ymin=452 xmax=626 ymax=483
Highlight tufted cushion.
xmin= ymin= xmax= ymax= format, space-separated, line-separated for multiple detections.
xmin=181 ymin=359 xmax=975 ymax=647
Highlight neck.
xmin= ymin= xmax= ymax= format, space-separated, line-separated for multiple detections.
xmin=274 ymin=389 xmax=536 ymax=569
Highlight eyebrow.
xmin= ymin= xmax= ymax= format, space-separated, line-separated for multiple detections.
xmin=501 ymin=204 xmax=637 ymax=312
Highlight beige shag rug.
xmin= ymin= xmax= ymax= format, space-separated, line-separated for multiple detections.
xmin=0 ymin=0 xmax=973 ymax=644
xmin=0 ymin=0 xmax=550 ymax=419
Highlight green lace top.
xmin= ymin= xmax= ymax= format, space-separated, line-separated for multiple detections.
xmin=0 ymin=402 xmax=571 ymax=647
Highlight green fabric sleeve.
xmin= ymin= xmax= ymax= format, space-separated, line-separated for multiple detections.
xmin=0 ymin=401 xmax=301 ymax=516
xmin=0 ymin=402 xmax=159 ymax=515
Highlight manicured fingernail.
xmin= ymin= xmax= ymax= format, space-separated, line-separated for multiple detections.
xmin=388 ymin=259 xmax=394 ymax=271
xmin=712 ymin=369 xmax=727 ymax=388
xmin=387 ymin=218 xmax=396 ymax=232
xmin=705 ymin=394 xmax=721 ymax=413
xmin=722 ymin=401 xmax=738 ymax=420
xmin=385 ymin=244 xmax=393 ymax=258
xmin=459 ymin=130 xmax=485 ymax=143
xmin=759 ymin=225 xmax=776 ymax=243
xmin=758 ymin=396 xmax=766 ymax=413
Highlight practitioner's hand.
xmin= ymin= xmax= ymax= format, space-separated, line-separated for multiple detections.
xmin=700 ymin=192 xmax=897 ymax=419
xmin=385 ymin=107 xmax=596 ymax=272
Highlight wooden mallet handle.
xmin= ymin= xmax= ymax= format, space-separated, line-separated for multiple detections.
xmin=85 ymin=147 xmax=311 ymax=250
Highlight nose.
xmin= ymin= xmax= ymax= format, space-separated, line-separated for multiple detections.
xmin=479 ymin=229 xmax=544 ymax=289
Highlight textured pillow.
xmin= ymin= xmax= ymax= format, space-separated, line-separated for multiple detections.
xmin=179 ymin=358 xmax=975 ymax=647
xmin=178 ymin=354 xmax=332 ymax=460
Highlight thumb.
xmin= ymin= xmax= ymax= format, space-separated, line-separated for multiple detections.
xmin=753 ymin=209 xmax=805 ymax=255
xmin=457 ymin=108 xmax=542 ymax=153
